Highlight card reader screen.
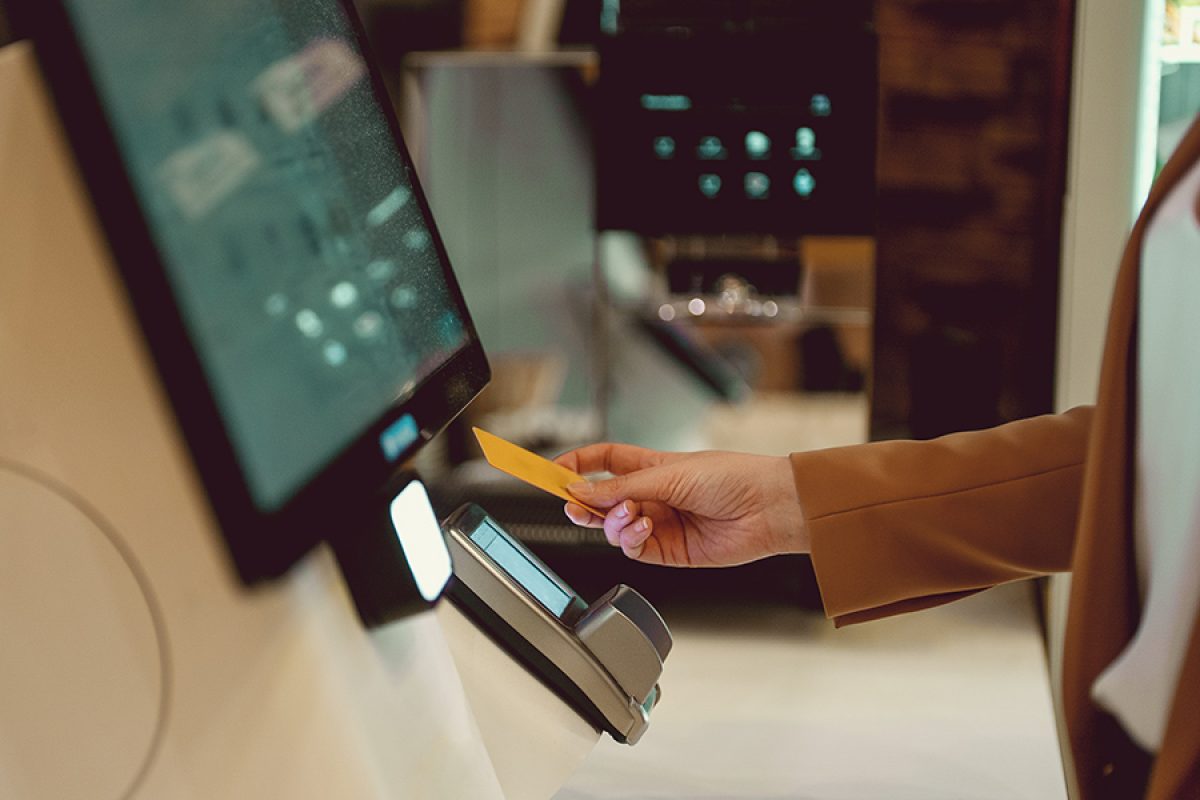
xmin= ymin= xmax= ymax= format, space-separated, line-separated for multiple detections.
xmin=470 ymin=519 xmax=572 ymax=617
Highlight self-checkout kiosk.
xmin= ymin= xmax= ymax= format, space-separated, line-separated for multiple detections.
xmin=0 ymin=1 xmax=669 ymax=797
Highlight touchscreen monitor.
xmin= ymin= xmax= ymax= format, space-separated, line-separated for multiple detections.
xmin=13 ymin=0 xmax=489 ymax=581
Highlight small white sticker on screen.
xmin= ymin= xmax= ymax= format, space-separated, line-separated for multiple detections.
xmin=254 ymin=38 xmax=367 ymax=134
xmin=157 ymin=131 xmax=261 ymax=220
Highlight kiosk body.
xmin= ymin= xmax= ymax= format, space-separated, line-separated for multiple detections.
xmin=0 ymin=42 xmax=505 ymax=800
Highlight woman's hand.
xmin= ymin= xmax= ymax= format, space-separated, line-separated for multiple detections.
xmin=555 ymin=443 xmax=809 ymax=567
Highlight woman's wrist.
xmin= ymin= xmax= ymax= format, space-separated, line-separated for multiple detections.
xmin=767 ymin=455 xmax=810 ymax=555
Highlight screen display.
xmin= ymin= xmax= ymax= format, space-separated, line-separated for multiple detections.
xmin=596 ymin=27 xmax=877 ymax=235
xmin=61 ymin=0 xmax=471 ymax=509
xmin=470 ymin=518 xmax=573 ymax=618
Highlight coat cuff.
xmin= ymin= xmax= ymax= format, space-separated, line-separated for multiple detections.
xmin=790 ymin=409 xmax=1090 ymax=626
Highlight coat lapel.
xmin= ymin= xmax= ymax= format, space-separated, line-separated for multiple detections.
xmin=1063 ymin=115 xmax=1200 ymax=798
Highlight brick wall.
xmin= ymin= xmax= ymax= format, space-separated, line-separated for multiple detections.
xmin=871 ymin=0 xmax=1075 ymax=439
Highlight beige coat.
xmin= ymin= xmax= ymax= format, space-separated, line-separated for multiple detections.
xmin=793 ymin=119 xmax=1200 ymax=798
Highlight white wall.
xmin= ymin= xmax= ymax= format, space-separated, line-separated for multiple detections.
xmin=1056 ymin=0 xmax=1154 ymax=413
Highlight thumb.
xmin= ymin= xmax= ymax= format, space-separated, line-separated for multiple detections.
xmin=568 ymin=465 xmax=679 ymax=509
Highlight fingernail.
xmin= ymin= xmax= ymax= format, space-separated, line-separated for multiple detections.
xmin=615 ymin=501 xmax=631 ymax=519
xmin=636 ymin=517 xmax=651 ymax=533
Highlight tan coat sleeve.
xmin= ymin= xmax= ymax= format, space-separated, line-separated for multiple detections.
xmin=792 ymin=406 xmax=1093 ymax=626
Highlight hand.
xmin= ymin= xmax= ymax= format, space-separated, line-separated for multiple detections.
xmin=554 ymin=443 xmax=809 ymax=567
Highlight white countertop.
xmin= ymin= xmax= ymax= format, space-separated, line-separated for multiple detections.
xmin=555 ymin=582 xmax=1067 ymax=800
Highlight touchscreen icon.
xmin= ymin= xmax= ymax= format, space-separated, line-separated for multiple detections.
xmin=653 ymin=136 xmax=676 ymax=159
xmin=791 ymin=127 xmax=819 ymax=159
xmin=744 ymin=172 xmax=770 ymax=199
xmin=697 ymin=136 xmax=727 ymax=160
xmin=793 ymin=169 xmax=816 ymax=197
xmin=745 ymin=131 xmax=771 ymax=160
xmin=295 ymin=309 xmax=324 ymax=338
xmin=330 ymin=281 xmax=359 ymax=308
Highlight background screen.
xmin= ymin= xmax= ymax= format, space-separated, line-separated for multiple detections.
xmin=62 ymin=0 xmax=471 ymax=509
xmin=596 ymin=25 xmax=877 ymax=236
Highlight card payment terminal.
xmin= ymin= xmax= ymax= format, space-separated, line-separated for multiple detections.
xmin=443 ymin=504 xmax=672 ymax=745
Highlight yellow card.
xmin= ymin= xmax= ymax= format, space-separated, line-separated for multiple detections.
xmin=473 ymin=427 xmax=603 ymax=516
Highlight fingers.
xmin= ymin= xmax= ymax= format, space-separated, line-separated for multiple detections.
xmin=602 ymin=499 xmax=635 ymax=545
xmin=563 ymin=502 xmax=603 ymax=528
xmin=567 ymin=461 xmax=683 ymax=510
xmin=556 ymin=442 xmax=680 ymax=563
xmin=621 ymin=516 xmax=654 ymax=560
xmin=554 ymin=442 xmax=669 ymax=477
xmin=603 ymin=500 xmax=654 ymax=558
xmin=563 ymin=500 xmax=654 ymax=560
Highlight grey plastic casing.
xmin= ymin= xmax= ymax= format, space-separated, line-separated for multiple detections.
xmin=441 ymin=504 xmax=671 ymax=744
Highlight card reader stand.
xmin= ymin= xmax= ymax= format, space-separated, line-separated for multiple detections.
xmin=442 ymin=504 xmax=672 ymax=745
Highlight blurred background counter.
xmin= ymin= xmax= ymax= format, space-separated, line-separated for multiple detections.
xmin=556 ymin=583 xmax=1067 ymax=800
